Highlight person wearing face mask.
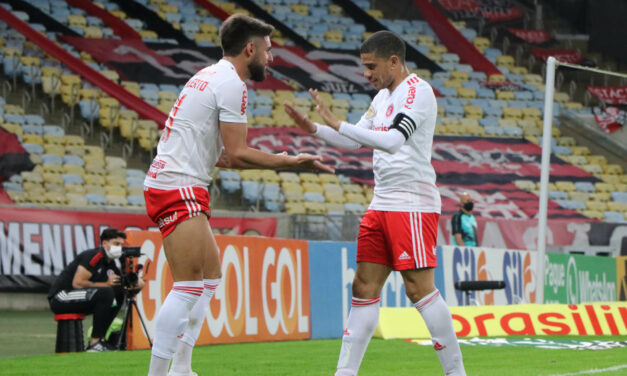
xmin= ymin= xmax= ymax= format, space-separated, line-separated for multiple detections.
xmin=451 ymin=192 xmax=479 ymax=247
xmin=48 ymin=228 xmax=143 ymax=352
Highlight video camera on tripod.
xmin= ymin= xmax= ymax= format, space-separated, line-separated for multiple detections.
xmin=114 ymin=246 xmax=153 ymax=350
xmin=118 ymin=247 xmax=144 ymax=292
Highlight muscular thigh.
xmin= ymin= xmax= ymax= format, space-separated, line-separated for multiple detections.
xmin=163 ymin=215 xmax=217 ymax=281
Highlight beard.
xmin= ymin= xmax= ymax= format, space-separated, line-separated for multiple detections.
xmin=248 ymin=59 xmax=267 ymax=82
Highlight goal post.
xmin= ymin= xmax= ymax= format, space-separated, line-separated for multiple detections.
xmin=535 ymin=57 xmax=627 ymax=304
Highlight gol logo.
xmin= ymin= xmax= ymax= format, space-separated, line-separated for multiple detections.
xmin=206 ymin=242 xmax=310 ymax=341
xmin=503 ymin=251 xmax=536 ymax=304
xmin=452 ymin=247 xmax=493 ymax=305
xmin=127 ymin=232 xmax=310 ymax=350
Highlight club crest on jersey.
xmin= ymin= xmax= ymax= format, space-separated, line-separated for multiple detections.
xmin=386 ymin=104 xmax=394 ymax=117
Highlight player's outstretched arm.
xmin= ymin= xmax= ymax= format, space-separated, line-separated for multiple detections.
xmin=309 ymin=89 xmax=408 ymax=153
xmin=284 ymin=102 xmax=362 ymax=150
xmin=220 ymin=121 xmax=334 ymax=173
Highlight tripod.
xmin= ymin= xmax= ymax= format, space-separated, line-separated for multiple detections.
xmin=115 ymin=292 xmax=152 ymax=350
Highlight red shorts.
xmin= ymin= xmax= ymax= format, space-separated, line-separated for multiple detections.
xmin=357 ymin=210 xmax=439 ymax=271
xmin=144 ymin=186 xmax=211 ymax=238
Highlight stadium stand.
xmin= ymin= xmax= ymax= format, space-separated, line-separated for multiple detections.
xmin=0 ymin=0 xmax=625 ymax=224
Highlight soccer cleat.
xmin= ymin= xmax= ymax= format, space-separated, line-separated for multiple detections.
xmin=85 ymin=340 xmax=111 ymax=352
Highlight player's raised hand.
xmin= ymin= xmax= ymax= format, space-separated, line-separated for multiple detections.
xmin=293 ymin=153 xmax=335 ymax=173
xmin=284 ymin=102 xmax=316 ymax=134
xmin=309 ymin=89 xmax=341 ymax=131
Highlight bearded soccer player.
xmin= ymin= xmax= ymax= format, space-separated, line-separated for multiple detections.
xmin=285 ymin=31 xmax=466 ymax=375
xmin=144 ymin=14 xmax=333 ymax=376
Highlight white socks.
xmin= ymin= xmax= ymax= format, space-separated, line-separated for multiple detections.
xmin=170 ymin=279 xmax=220 ymax=375
xmin=335 ymin=297 xmax=381 ymax=376
xmin=415 ymin=290 xmax=466 ymax=376
xmin=148 ymin=281 xmax=203 ymax=376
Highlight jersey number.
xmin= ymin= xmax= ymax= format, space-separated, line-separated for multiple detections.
xmin=163 ymin=94 xmax=187 ymax=142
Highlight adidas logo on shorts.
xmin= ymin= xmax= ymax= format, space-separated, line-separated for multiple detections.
xmin=398 ymin=251 xmax=411 ymax=261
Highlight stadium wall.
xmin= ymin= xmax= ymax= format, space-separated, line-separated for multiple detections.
xmin=118 ymin=232 xmax=619 ymax=348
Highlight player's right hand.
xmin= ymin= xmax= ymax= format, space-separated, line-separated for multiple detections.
xmin=309 ymin=89 xmax=341 ymax=131
xmin=293 ymin=153 xmax=335 ymax=173
xmin=283 ymin=102 xmax=316 ymax=134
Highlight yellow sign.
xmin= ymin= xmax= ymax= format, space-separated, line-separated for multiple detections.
xmin=618 ymin=256 xmax=627 ymax=301
xmin=375 ymin=303 xmax=627 ymax=339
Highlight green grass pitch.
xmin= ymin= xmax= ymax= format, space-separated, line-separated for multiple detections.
xmin=1 ymin=311 xmax=626 ymax=375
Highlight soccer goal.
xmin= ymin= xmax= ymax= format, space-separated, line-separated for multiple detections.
xmin=535 ymin=57 xmax=627 ymax=303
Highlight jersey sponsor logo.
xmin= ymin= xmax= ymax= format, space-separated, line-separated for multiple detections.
xmin=241 ymin=88 xmax=248 ymax=116
xmin=373 ymin=125 xmax=389 ymax=132
xmin=386 ymin=104 xmax=394 ymax=117
xmin=343 ymin=328 xmax=350 ymax=336
xmin=398 ymin=251 xmax=411 ymax=261
xmin=405 ymin=85 xmax=417 ymax=109
xmin=184 ymin=77 xmax=209 ymax=91
xmin=147 ymin=159 xmax=166 ymax=179
xmin=157 ymin=211 xmax=178 ymax=229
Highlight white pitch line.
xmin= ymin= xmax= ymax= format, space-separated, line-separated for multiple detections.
xmin=546 ymin=364 xmax=627 ymax=376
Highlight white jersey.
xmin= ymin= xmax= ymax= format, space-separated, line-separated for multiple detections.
xmin=358 ymin=74 xmax=441 ymax=213
xmin=144 ymin=59 xmax=247 ymax=190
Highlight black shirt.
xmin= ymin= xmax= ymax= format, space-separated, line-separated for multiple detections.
xmin=48 ymin=248 xmax=120 ymax=299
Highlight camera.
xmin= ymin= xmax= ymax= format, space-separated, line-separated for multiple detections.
xmin=119 ymin=247 xmax=143 ymax=290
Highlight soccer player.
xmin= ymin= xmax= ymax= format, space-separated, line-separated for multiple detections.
xmin=284 ymin=31 xmax=466 ymax=375
xmin=144 ymin=14 xmax=333 ymax=376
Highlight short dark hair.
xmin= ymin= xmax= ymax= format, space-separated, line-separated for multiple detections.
xmin=360 ymin=30 xmax=406 ymax=62
xmin=219 ymin=14 xmax=274 ymax=57
xmin=100 ymin=228 xmax=126 ymax=243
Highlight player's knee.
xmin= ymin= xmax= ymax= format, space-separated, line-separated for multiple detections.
xmin=351 ymin=278 xmax=380 ymax=299
xmin=405 ymin=285 xmax=435 ymax=303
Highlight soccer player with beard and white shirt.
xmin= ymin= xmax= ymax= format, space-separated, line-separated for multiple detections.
xmin=285 ymin=31 xmax=466 ymax=375
xmin=144 ymin=14 xmax=333 ymax=376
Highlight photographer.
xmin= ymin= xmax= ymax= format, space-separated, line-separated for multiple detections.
xmin=48 ymin=228 xmax=144 ymax=352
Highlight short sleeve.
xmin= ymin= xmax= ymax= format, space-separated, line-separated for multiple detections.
xmin=451 ymin=213 xmax=462 ymax=235
xmin=393 ymin=81 xmax=437 ymax=137
xmin=78 ymin=251 xmax=99 ymax=274
xmin=216 ymin=79 xmax=248 ymax=123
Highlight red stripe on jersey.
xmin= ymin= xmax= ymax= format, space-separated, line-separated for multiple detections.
xmin=89 ymin=251 xmax=104 ymax=267
xmin=406 ymin=76 xmax=420 ymax=86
